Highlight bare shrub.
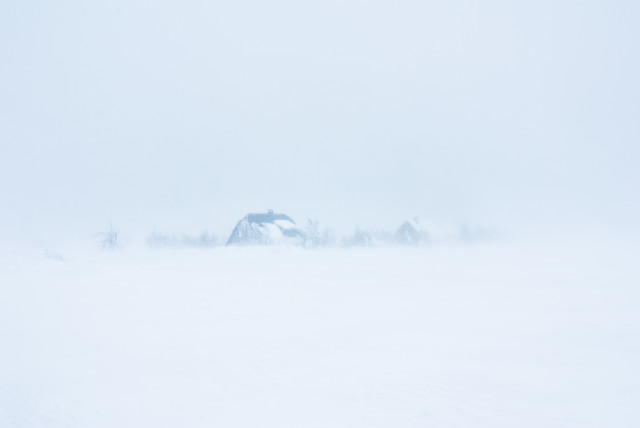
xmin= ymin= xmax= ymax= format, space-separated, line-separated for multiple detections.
xmin=95 ymin=222 xmax=120 ymax=250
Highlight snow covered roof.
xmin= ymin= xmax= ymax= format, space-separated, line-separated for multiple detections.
xmin=226 ymin=210 xmax=304 ymax=246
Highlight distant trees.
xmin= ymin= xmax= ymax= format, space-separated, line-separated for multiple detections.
xmin=341 ymin=220 xmax=430 ymax=247
xmin=96 ymin=218 xmax=491 ymax=250
xmin=304 ymin=219 xmax=335 ymax=248
xmin=146 ymin=230 xmax=220 ymax=248
xmin=341 ymin=228 xmax=393 ymax=247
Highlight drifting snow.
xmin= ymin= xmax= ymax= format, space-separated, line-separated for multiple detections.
xmin=0 ymin=239 xmax=638 ymax=427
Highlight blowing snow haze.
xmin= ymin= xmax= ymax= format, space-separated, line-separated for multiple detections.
xmin=0 ymin=1 xmax=639 ymax=245
xmin=2 ymin=3 xmax=640 ymax=427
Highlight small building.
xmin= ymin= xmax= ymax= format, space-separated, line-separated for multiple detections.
xmin=394 ymin=218 xmax=429 ymax=245
xmin=226 ymin=210 xmax=304 ymax=246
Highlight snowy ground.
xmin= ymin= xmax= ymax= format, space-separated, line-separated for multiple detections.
xmin=1 ymin=239 xmax=639 ymax=427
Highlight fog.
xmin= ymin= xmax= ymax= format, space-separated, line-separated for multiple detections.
xmin=1 ymin=0 xmax=639 ymax=245
xmin=2 ymin=3 xmax=640 ymax=426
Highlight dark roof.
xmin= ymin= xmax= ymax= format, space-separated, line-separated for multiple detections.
xmin=245 ymin=212 xmax=296 ymax=225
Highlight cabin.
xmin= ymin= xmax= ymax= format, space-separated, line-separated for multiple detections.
xmin=394 ymin=218 xmax=429 ymax=245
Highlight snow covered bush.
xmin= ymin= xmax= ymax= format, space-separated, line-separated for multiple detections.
xmin=43 ymin=249 xmax=64 ymax=261
xmin=146 ymin=231 xmax=220 ymax=248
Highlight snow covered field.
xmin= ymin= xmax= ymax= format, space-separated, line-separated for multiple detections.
xmin=1 ymin=239 xmax=639 ymax=427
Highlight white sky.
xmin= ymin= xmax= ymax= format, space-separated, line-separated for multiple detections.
xmin=1 ymin=0 xmax=638 ymax=244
